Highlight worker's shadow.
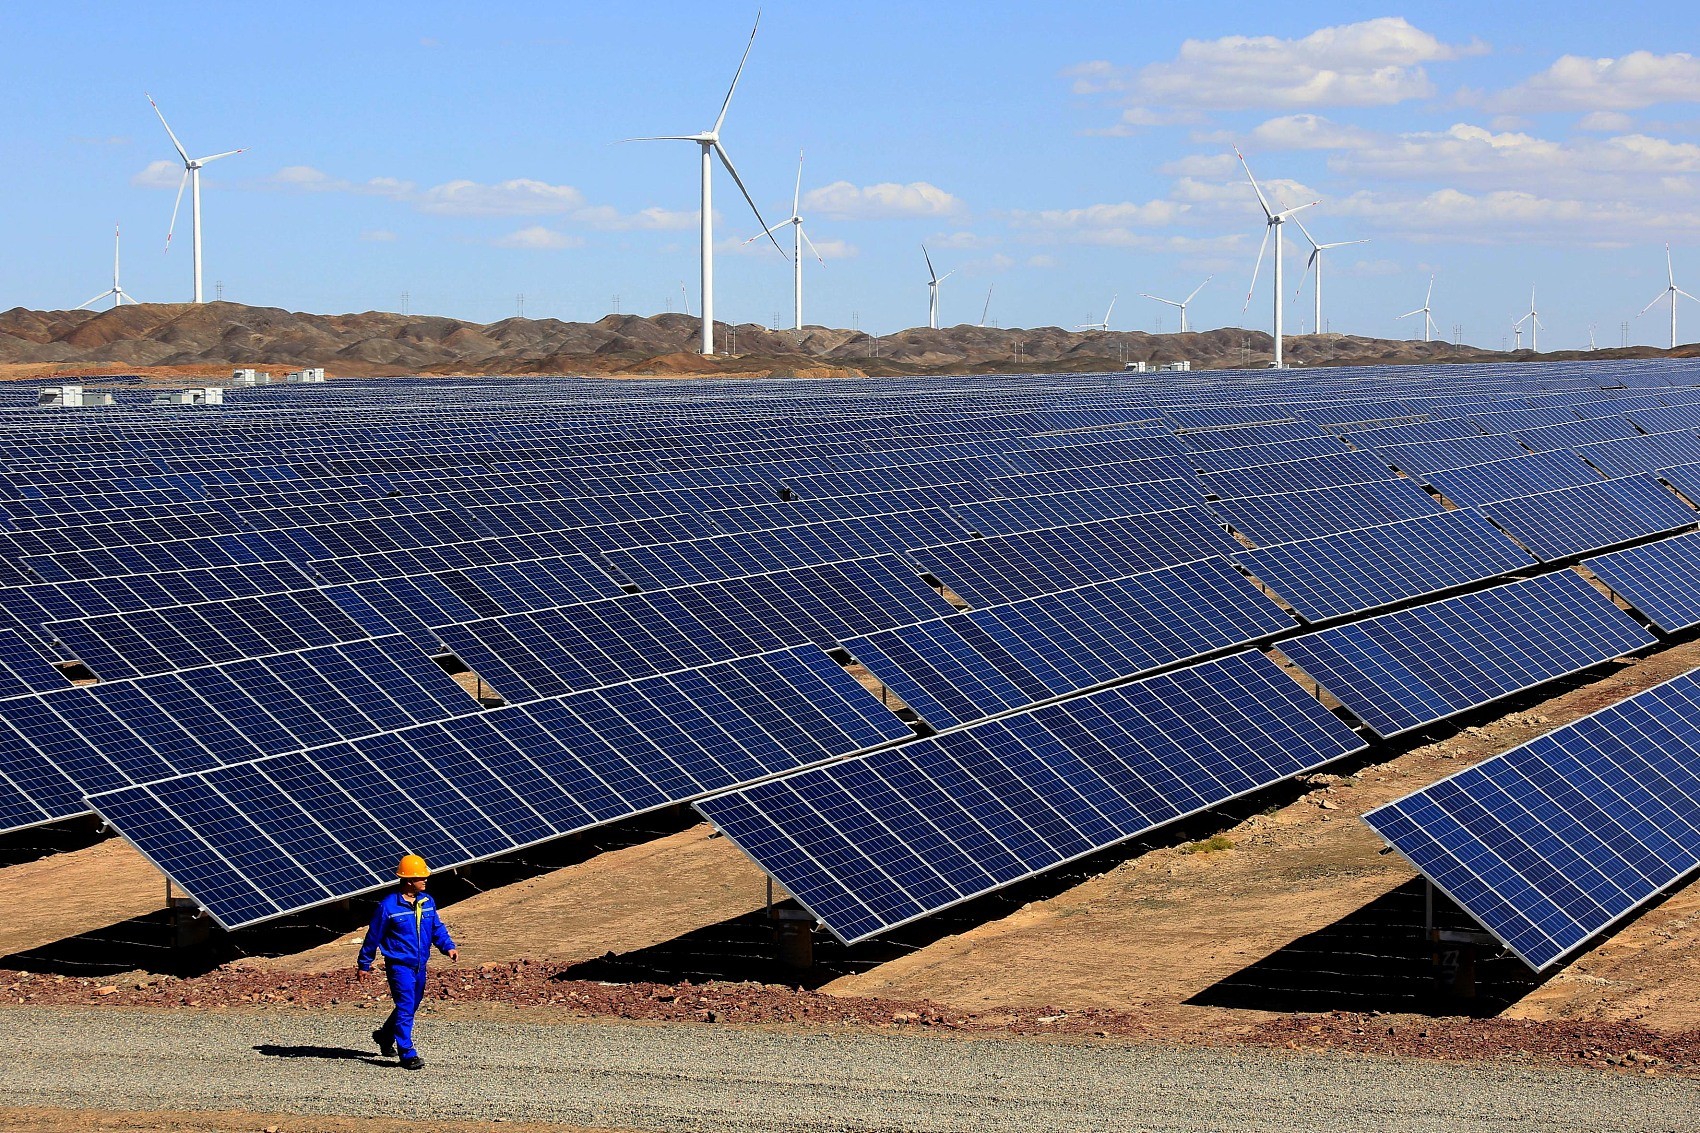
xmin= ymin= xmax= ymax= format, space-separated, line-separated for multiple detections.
xmin=253 ymin=1043 xmax=389 ymax=1065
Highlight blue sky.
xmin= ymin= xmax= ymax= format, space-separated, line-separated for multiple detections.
xmin=5 ymin=2 xmax=1700 ymax=348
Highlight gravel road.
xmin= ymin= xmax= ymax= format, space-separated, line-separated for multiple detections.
xmin=3 ymin=1007 xmax=1698 ymax=1132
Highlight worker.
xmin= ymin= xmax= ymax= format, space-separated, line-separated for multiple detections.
xmin=357 ymin=854 xmax=459 ymax=1069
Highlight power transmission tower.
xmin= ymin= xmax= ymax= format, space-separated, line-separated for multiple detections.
xmin=401 ymin=291 xmax=410 ymax=316
xmin=516 ymin=293 xmax=525 ymax=318
xmin=215 ymin=281 xmax=224 ymax=301
xmin=612 ymin=294 xmax=621 ymax=315
xmin=1622 ymin=321 xmax=1631 ymax=348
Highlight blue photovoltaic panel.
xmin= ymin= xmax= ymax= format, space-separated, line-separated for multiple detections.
xmin=91 ymin=644 xmax=912 ymax=929
xmin=1479 ymin=475 xmax=1696 ymax=562
xmin=950 ymin=481 xmax=1200 ymax=536
xmin=1199 ymin=451 xmax=1396 ymax=498
xmin=1425 ymin=450 xmax=1601 ymax=507
xmin=1369 ymin=434 xmax=1529 ymax=479
xmin=1279 ymin=570 xmax=1654 ymax=739
xmin=1364 ymin=666 xmax=1700 ymax=970
xmin=1233 ymin=509 xmax=1533 ymax=622
xmin=913 ymin=509 xmax=1242 ymax=608
xmin=844 ymin=557 xmax=1291 ymax=728
xmin=1514 ymin=417 xmax=1642 ymax=452
xmin=695 ymin=650 xmax=1366 ymax=944
xmin=0 ymin=628 xmax=71 ymax=696
xmin=1575 ymin=430 xmax=1700 ymax=478
xmin=1210 ymin=479 xmax=1441 ymax=546
xmin=1583 ymin=532 xmax=1700 ymax=632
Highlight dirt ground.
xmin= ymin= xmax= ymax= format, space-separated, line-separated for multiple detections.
xmin=0 ymin=1108 xmax=630 ymax=1133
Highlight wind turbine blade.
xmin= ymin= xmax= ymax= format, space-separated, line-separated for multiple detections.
xmin=165 ymin=169 xmax=189 ymax=252
xmin=1669 ymin=242 xmax=1676 ymax=287
xmin=77 ymin=291 xmax=113 ymax=311
xmin=1396 ymin=308 xmax=1423 ymax=320
xmin=146 ymin=93 xmax=190 ymax=163
xmin=196 ymin=148 xmax=245 ymax=165
xmin=1104 ymin=295 xmax=1116 ymax=324
xmin=1275 ymin=199 xmax=1322 ymax=220
xmin=739 ymin=219 xmax=790 ymax=246
xmin=793 ymin=149 xmax=804 ymax=217
xmin=922 ymin=244 xmax=937 ymax=281
xmin=1243 ymin=227 xmax=1270 ymax=315
xmin=1424 ymin=274 xmax=1434 ymax=306
xmin=938 ymin=270 xmax=955 ymax=283
xmin=713 ymin=13 xmax=761 ymax=136
xmin=800 ymin=227 xmax=825 ymax=265
xmin=1675 ymin=288 xmax=1700 ymax=303
xmin=1141 ymin=294 xmax=1180 ymax=308
xmin=1233 ymin=148 xmax=1274 ymax=219
xmin=615 ymin=135 xmax=702 ymax=144
xmin=1322 ymin=238 xmax=1370 ymax=250
xmin=714 ymin=142 xmax=786 ymax=257
xmin=1290 ymin=214 xmax=1320 ymax=250
xmin=1639 ymin=293 xmax=1667 ymax=316
xmin=1184 ymin=275 xmax=1212 ymax=305
xmin=1296 ymin=251 xmax=1316 ymax=299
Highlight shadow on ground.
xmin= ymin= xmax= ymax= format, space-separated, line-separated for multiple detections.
xmin=254 ymin=1043 xmax=387 ymax=1064
xmin=1186 ymin=877 xmax=1545 ymax=1017
xmin=0 ymin=809 xmax=701 ymax=979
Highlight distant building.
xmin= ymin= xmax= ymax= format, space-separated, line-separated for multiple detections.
xmin=1122 ymin=360 xmax=1148 ymax=373
xmin=37 ymin=384 xmax=115 ymax=408
xmin=231 ymin=368 xmax=272 ymax=385
xmin=150 ymin=387 xmax=225 ymax=406
xmin=1159 ymin=360 xmax=1192 ymax=372
xmin=285 ymin=368 xmax=327 ymax=383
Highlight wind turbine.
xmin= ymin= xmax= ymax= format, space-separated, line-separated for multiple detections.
xmin=1396 ymin=275 xmax=1439 ymax=342
xmin=979 ymin=283 xmax=994 ymax=327
xmin=1236 ymin=149 xmax=1319 ymax=368
xmin=923 ymin=245 xmax=953 ymax=329
xmin=743 ymin=149 xmax=823 ymax=331
xmin=1076 ymin=295 xmax=1117 ymax=331
xmin=147 ymin=94 xmax=244 ymax=304
xmin=1514 ymin=285 xmax=1542 ymax=352
xmin=77 ymin=224 xmax=140 ymax=310
xmin=621 ymin=15 xmax=785 ymax=355
xmin=1141 ymin=276 xmax=1210 ymax=333
xmin=1291 ymin=217 xmax=1365 ymax=336
xmin=1639 ymin=243 xmax=1697 ymax=350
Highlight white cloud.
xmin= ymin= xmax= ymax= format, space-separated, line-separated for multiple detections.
xmin=1014 ymin=200 xmax=1187 ymax=231
xmin=359 ymin=229 xmax=397 ymax=242
xmin=1159 ymin=153 xmax=1238 ymax=177
xmin=1579 ymin=111 xmax=1636 ymax=132
xmin=807 ymin=238 xmax=857 ymax=260
xmin=265 ymin=165 xmax=414 ymax=197
xmin=1246 ymin=114 xmax=1375 ymax=150
xmin=1491 ymin=51 xmax=1700 ymax=112
xmin=801 ymin=180 xmax=963 ymax=220
xmin=929 ymin=230 xmax=999 ymax=250
xmin=417 ymin=178 xmax=588 ymax=216
xmin=1070 ymin=18 xmax=1484 ymax=113
xmin=493 ymin=225 xmax=583 ymax=250
xmin=1332 ymin=186 xmax=1700 ymax=244
xmin=1026 ymin=254 xmax=1058 ymax=268
xmin=131 ymin=160 xmax=182 ymax=189
xmin=571 ymin=204 xmax=696 ymax=231
xmin=1340 ymin=258 xmax=1402 ymax=277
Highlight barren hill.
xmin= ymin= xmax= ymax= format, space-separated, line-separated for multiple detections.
xmin=0 ymin=302 xmax=1687 ymax=381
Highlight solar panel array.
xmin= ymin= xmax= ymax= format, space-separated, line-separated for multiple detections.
xmin=1583 ymin=532 xmax=1700 ymax=632
xmin=1365 ymin=667 xmax=1700 ymax=970
xmin=2 ymin=358 xmax=1699 ymax=950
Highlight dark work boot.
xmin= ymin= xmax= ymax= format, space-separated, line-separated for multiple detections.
xmin=400 ymin=1054 xmax=425 ymax=1070
xmin=373 ymin=1029 xmax=396 ymax=1057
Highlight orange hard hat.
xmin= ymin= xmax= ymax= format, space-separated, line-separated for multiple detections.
xmin=396 ymin=854 xmax=430 ymax=879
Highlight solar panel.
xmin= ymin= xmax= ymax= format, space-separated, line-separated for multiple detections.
xmin=1210 ymin=479 xmax=1441 ymax=546
xmin=1583 ymin=532 xmax=1700 ymax=632
xmin=1575 ymin=430 xmax=1700 ymax=477
xmin=1278 ymin=571 xmax=1654 ymax=739
xmin=844 ymin=558 xmax=1291 ymax=729
xmin=90 ymin=644 xmax=912 ymax=929
xmin=1364 ymin=666 xmax=1700 ymax=970
xmin=1200 ymin=451 xmax=1396 ymax=498
xmin=913 ymin=509 xmax=1241 ymax=608
xmin=1369 ymin=434 xmax=1530 ymax=479
xmin=1425 ymin=450 xmax=1601 ymax=507
xmin=1233 ymin=509 xmax=1534 ymax=622
xmin=695 ymin=650 xmax=1366 ymax=944
xmin=0 ymin=628 xmax=71 ymax=697
xmin=1478 ymin=475 xmax=1696 ymax=562
xmin=951 ymin=481 xmax=1201 ymax=536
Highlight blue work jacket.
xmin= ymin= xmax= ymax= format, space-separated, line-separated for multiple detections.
xmin=357 ymin=891 xmax=456 ymax=972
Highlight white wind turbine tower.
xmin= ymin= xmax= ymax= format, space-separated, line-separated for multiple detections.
xmin=1236 ymin=149 xmax=1319 ymax=368
xmin=1639 ymin=243 xmax=1697 ymax=350
xmin=923 ymin=245 xmax=953 ymax=329
xmin=622 ymin=15 xmax=785 ymax=355
xmin=147 ymin=95 xmax=244 ymax=304
xmin=1141 ymin=276 xmax=1210 ymax=333
xmin=979 ymin=284 xmax=995 ymax=327
xmin=1291 ymin=216 xmax=1365 ymax=336
xmin=77 ymin=224 xmax=140 ymax=309
xmin=743 ymin=150 xmax=823 ymax=331
xmin=1076 ymin=295 xmax=1117 ymax=331
xmin=1514 ymin=285 xmax=1543 ymax=352
xmin=1397 ymin=275 xmax=1439 ymax=342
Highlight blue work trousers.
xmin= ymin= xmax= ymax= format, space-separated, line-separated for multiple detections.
xmin=377 ymin=964 xmax=428 ymax=1058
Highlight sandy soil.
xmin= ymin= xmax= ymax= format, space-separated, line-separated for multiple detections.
xmin=0 ymin=1108 xmax=630 ymax=1133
